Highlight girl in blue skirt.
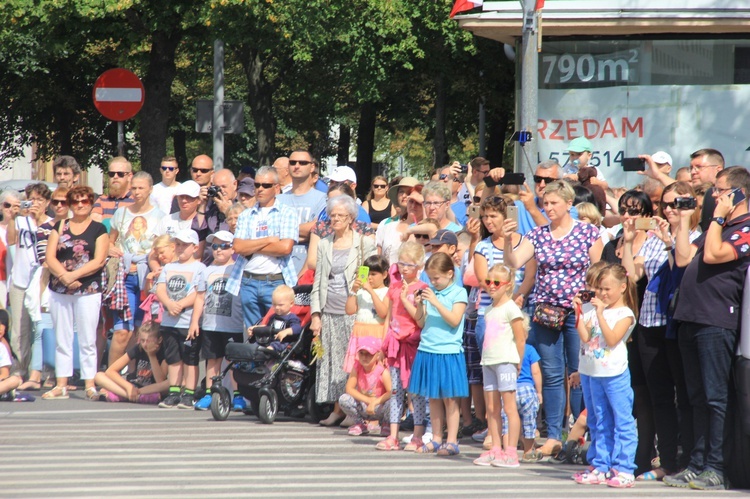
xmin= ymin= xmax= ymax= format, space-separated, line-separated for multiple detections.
xmin=410 ymin=252 xmax=469 ymax=456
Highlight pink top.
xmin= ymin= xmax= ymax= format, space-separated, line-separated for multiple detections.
xmin=382 ymin=279 xmax=428 ymax=387
xmin=355 ymin=362 xmax=387 ymax=398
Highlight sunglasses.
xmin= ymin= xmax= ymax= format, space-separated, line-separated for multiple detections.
xmin=51 ymin=199 xmax=67 ymax=206
xmin=618 ymin=207 xmax=644 ymax=216
xmin=161 ymin=166 xmax=176 ymax=171
xmin=533 ymin=175 xmax=557 ymax=184
xmin=71 ymin=199 xmax=91 ymax=206
xmin=256 ymin=182 xmax=277 ymax=189
xmin=108 ymin=171 xmax=129 ymax=178
xmin=289 ymin=160 xmax=312 ymax=166
xmin=439 ymin=174 xmax=450 ymax=181
xmin=484 ymin=279 xmax=511 ymax=287
xmin=414 ymin=233 xmax=430 ymax=240
xmin=3 ymin=202 xmax=12 ymax=209
xmin=373 ymin=184 xmax=387 ymax=189
xmin=192 ymin=167 xmax=213 ymax=174
xmin=211 ymin=242 xmax=232 ymax=250
xmin=473 ymin=196 xmax=482 ymax=204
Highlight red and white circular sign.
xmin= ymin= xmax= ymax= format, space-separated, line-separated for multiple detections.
xmin=92 ymin=68 xmax=145 ymax=121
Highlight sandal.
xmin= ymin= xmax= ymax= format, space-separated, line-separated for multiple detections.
xmin=520 ymin=449 xmax=546 ymax=463
xmin=437 ymin=442 xmax=460 ymax=457
xmin=415 ymin=440 xmax=440 ymax=454
xmin=375 ymin=436 xmax=401 ymax=451
xmin=85 ymin=387 xmax=99 ymax=400
xmin=403 ymin=436 xmax=423 ymax=452
xmin=41 ymin=386 xmax=69 ymax=400
xmin=637 ymin=468 xmax=667 ymax=481
xmin=18 ymin=379 xmax=41 ymax=391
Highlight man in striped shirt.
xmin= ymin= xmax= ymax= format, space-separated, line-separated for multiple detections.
xmin=92 ymin=156 xmax=134 ymax=227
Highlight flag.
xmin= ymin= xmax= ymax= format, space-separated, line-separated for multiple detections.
xmin=450 ymin=0 xmax=484 ymax=18
xmin=536 ymin=0 xmax=544 ymax=10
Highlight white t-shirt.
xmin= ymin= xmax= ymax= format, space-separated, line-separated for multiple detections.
xmin=151 ymin=181 xmax=181 ymax=216
xmin=578 ymin=305 xmax=635 ymax=377
xmin=155 ymin=212 xmax=196 ymax=238
xmin=110 ymin=206 xmax=164 ymax=256
xmin=376 ymin=219 xmax=404 ymax=267
xmin=0 ymin=341 xmax=11 ymax=369
xmin=243 ymin=207 xmax=283 ymax=274
xmin=11 ymin=216 xmax=49 ymax=289
xmin=354 ymin=287 xmax=388 ymax=324
xmin=481 ymin=300 xmax=524 ymax=366
xmin=202 ymin=263 xmax=244 ymax=333
xmin=157 ymin=260 xmax=207 ymax=329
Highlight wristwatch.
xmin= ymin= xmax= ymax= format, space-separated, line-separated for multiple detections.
xmin=711 ymin=216 xmax=726 ymax=226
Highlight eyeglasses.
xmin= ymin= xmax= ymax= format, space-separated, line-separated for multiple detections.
xmin=256 ymin=182 xmax=277 ymax=189
xmin=414 ymin=233 xmax=430 ymax=240
xmin=161 ymin=166 xmax=176 ymax=171
xmin=533 ymin=175 xmax=557 ymax=184
xmin=211 ymin=242 xmax=232 ymax=250
xmin=71 ymin=198 xmax=91 ymax=206
xmin=372 ymin=184 xmax=387 ymax=189
xmin=288 ymin=160 xmax=312 ymax=166
xmin=397 ymin=261 xmax=418 ymax=268
xmin=192 ymin=167 xmax=213 ymax=174
xmin=690 ymin=164 xmax=720 ymax=172
xmin=713 ymin=186 xmax=736 ymax=196
xmin=476 ymin=169 xmax=490 ymax=176
xmin=484 ymin=279 xmax=511 ymax=287
xmin=51 ymin=199 xmax=67 ymax=207
xmin=108 ymin=171 xmax=129 ymax=178
xmin=618 ymin=207 xmax=644 ymax=216
xmin=423 ymin=201 xmax=446 ymax=208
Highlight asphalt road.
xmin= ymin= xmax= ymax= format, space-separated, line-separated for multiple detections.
xmin=0 ymin=392 xmax=747 ymax=498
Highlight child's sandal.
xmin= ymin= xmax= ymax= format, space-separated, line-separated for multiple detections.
xmin=415 ymin=440 xmax=440 ymax=454
xmin=436 ymin=442 xmax=460 ymax=457
xmin=375 ymin=436 xmax=401 ymax=451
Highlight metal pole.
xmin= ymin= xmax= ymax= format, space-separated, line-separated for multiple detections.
xmin=478 ymin=100 xmax=486 ymax=158
xmin=213 ymin=39 xmax=225 ymax=171
xmin=519 ymin=0 xmax=539 ymax=174
xmin=117 ymin=121 xmax=125 ymax=156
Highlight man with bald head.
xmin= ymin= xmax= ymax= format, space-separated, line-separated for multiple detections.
xmin=92 ymin=156 xmax=135 ymax=225
xmin=273 ymin=157 xmax=292 ymax=193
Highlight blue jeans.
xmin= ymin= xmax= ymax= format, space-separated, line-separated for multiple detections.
xmin=587 ymin=370 xmax=637 ymax=475
xmin=113 ymin=273 xmax=144 ymax=330
xmin=239 ymin=275 xmax=281 ymax=329
xmin=475 ymin=315 xmax=486 ymax=355
xmin=580 ymin=375 xmax=598 ymax=466
xmin=528 ymin=312 xmax=583 ymax=441
xmin=679 ymin=322 xmax=737 ymax=474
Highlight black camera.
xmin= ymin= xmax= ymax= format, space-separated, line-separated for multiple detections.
xmin=674 ymin=197 xmax=697 ymax=210
xmin=579 ymin=290 xmax=594 ymax=303
xmin=207 ymin=185 xmax=221 ymax=198
xmin=460 ymin=164 xmax=469 ymax=173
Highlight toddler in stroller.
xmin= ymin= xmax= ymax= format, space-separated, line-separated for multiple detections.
xmin=209 ymin=284 xmax=330 ymax=424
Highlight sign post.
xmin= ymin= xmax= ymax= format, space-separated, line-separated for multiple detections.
xmin=92 ymin=68 xmax=145 ymax=156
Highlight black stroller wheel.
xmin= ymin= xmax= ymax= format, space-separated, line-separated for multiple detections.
xmin=258 ymin=392 xmax=278 ymax=424
xmin=210 ymin=387 xmax=231 ymax=421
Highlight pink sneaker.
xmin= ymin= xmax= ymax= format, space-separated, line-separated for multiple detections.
xmin=348 ymin=423 xmax=369 ymax=436
xmin=137 ymin=393 xmax=162 ymax=405
xmin=473 ymin=449 xmax=501 ymax=466
xmin=105 ymin=391 xmax=122 ymax=403
xmin=491 ymin=450 xmax=520 ymax=468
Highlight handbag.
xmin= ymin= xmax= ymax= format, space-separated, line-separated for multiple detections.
xmin=533 ymin=302 xmax=570 ymax=330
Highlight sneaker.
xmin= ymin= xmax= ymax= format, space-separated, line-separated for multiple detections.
xmin=462 ymin=417 xmax=487 ymax=438
xmin=137 ymin=393 xmax=161 ymax=405
xmin=472 ymin=427 xmax=489 ymax=443
xmin=606 ymin=470 xmax=635 ymax=488
xmin=473 ymin=449 xmax=500 ymax=467
xmin=177 ymin=393 xmax=195 ymax=409
xmin=575 ymin=469 xmax=611 ymax=485
xmin=232 ymin=395 xmax=247 ymax=412
xmin=663 ymin=468 xmax=699 ymax=488
xmin=158 ymin=392 xmax=181 ymax=409
xmin=348 ymin=423 xmax=369 ymax=436
xmin=401 ymin=432 xmax=434 ymax=445
xmin=491 ymin=450 xmax=520 ymax=468
xmin=194 ymin=394 xmax=212 ymax=411
xmin=689 ymin=470 xmax=725 ymax=490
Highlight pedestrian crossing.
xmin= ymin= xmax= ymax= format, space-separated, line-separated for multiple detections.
xmin=0 ymin=402 xmax=746 ymax=497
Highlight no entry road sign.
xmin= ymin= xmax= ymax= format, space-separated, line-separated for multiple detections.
xmin=93 ymin=68 xmax=145 ymax=121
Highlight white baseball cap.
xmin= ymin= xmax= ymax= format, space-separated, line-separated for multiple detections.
xmin=651 ymin=151 xmax=673 ymax=165
xmin=173 ymin=229 xmax=199 ymax=245
xmin=174 ymin=180 xmax=201 ymax=198
xmin=327 ymin=166 xmax=357 ymax=184
xmin=207 ymin=230 xmax=234 ymax=244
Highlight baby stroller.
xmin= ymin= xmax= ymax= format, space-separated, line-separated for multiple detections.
xmin=209 ymin=284 xmax=332 ymax=424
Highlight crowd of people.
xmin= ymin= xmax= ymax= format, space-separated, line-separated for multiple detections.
xmin=0 ymin=140 xmax=747 ymax=491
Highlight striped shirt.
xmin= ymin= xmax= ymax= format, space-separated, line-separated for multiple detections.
xmin=93 ymin=191 xmax=134 ymax=222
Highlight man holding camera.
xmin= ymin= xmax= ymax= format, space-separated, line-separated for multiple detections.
xmin=457 ymin=157 xmax=491 ymax=207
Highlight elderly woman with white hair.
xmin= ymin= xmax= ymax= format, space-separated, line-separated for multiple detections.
xmin=310 ymin=194 xmax=376 ymax=425
xmin=422 ymin=181 xmax=463 ymax=232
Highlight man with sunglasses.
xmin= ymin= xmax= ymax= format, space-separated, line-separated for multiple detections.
xmin=226 ymin=166 xmax=298 ymax=329
xmin=277 ymin=150 xmax=327 ymax=272
xmin=92 ymin=156 xmax=134 ymax=226
xmin=151 ymin=156 xmax=181 ymax=215
xmin=457 ymin=157 xmax=491 ymax=208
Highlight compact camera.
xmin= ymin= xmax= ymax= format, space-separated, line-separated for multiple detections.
xmin=207 ymin=185 xmax=221 ymax=198
xmin=579 ymin=290 xmax=594 ymax=303
xmin=20 ymin=200 xmax=33 ymax=210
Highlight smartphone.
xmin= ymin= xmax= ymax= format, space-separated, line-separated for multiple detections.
xmin=674 ymin=197 xmax=697 ymax=210
xmin=622 ymin=157 xmax=646 ymax=172
xmin=730 ymin=188 xmax=747 ymax=206
xmin=484 ymin=175 xmax=500 ymax=188
xmin=460 ymin=164 xmax=469 ymax=173
xmin=634 ymin=218 xmax=657 ymax=231
xmin=501 ymin=172 xmax=526 ymax=185
xmin=506 ymin=205 xmax=519 ymax=224
xmin=357 ymin=266 xmax=370 ymax=282
xmin=468 ymin=205 xmax=481 ymax=220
